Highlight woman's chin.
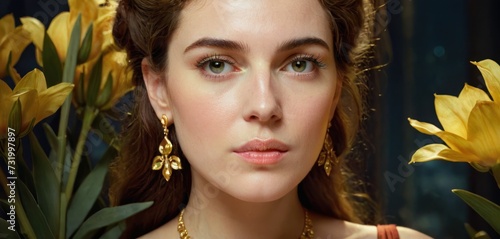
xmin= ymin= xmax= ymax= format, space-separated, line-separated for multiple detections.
xmin=210 ymin=173 xmax=300 ymax=204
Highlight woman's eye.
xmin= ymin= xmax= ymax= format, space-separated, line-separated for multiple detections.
xmin=203 ymin=60 xmax=234 ymax=75
xmin=285 ymin=60 xmax=314 ymax=73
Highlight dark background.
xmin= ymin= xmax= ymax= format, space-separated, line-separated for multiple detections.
xmin=1 ymin=0 xmax=499 ymax=238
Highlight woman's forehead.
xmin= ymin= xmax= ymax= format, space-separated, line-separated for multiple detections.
xmin=174 ymin=0 xmax=333 ymax=49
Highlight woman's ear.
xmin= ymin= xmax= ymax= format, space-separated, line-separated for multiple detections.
xmin=142 ymin=58 xmax=172 ymax=120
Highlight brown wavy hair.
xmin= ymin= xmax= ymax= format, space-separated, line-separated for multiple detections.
xmin=110 ymin=0 xmax=378 ymax=237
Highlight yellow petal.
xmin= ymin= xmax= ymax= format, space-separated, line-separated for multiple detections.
xmin=408 ymin=118 xmax=442 ymax=135
xmin=69 ymin=0 xmax=98 ymax=49
xmin=0 ymin=14 xmax=15 ymax=42
xmin=458 ymin=84 xmax=492 ymax=110
xmin=100 ymin=51 xmax=133 ymax=109
xmin=435 ymin=130 xmax=474 ymax=155
xmin=14 ymin=69 xmax=47 ymax=93
xmin=466 ymin=101 xmax=500 ymax=166
xmin=0 ymin=27 xmax=32 ymax=78
xmin=69 ymin=0 xmax=98 ymax=25
xmin=20 ymin=17 xmax=45 ymax=51
xmin=0 ymin=80 xmax=14 ymax=136
xmin=47 ymin=12 xmax=70 ymax=62
xmin=434 ymin=94 xmax=467 ymax=138
xmin=472 ymin=59 xmax=500 ymax=102
xmin=16 ymin=89 xmax=38 ymax=132
xmin=36 ymin=82 xmax=74 ymax=125
xmin=410 ymin=144 xmax=478 ymax=163
xmin=0 ymin=79 xmax=13 ymax=95
xmin=408 ymin=118 xmax=474 ymax=155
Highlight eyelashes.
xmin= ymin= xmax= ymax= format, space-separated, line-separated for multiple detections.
xmin=195 ymin=53 xmax=327 ymax=79
xmin=196 ymin=54 xmax=237 ymax=79
xmin=287 ymin=54 xmax=327 ymax=69
xmin=195 ymin=54 xmax=235 ymax=69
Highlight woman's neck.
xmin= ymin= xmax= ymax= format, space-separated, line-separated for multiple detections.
xmin=182 ymin=177 xmax=306 ymax=239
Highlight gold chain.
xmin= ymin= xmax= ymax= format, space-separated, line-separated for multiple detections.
xmin=177 ymin=208 xmax=314 ymax=239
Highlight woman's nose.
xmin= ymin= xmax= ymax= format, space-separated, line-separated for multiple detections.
xmin=242 ymin=71 xmax=283 ymax=124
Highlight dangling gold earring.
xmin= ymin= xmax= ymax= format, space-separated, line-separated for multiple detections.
xmin=317 ymin=126 xmax=336 ymax=176
xmin=152 ymin=115 xmax=182 ymax=181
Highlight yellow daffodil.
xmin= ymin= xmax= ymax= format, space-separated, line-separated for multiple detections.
xmin=20 ymin=0 xmax=117 ymax=66
xmin=0 ymin=14 xmax=32 ymax=80
xmin=408 ymin=59 xmax=500 ymax=169
xmin=74 ymin=50 xmax=133 ymax=110
xmin=0 ymin=69 xmax=74 ymax=138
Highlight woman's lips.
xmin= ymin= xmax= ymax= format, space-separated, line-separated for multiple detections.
xmin=233 ymin=139 xmax=289 ymax=165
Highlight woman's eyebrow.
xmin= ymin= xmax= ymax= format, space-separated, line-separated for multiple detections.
xmin=277 ymin=37 xmax=330 ymax=52
xmin=184 ymin=36 xmax=330 ymax=53
xmin=184 ymin=38 xmax=248 ymax=53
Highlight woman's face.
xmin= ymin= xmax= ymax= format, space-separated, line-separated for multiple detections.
xmin=145 ymin=0 xmax=340 ymax=202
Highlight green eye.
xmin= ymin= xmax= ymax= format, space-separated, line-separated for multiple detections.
xmin=285 ymin=59 xmax=314 ymax=73
xmin=203 ymin=60 xmax=233 ymax=75
xmin=291 ymin=60 xmax=308 ymax=72
xmin=208 ymin=61 xmax=225 ymax=74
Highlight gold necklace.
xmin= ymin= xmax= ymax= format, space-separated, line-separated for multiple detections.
xmin=177 ymin=208 xmax=314 ymax=239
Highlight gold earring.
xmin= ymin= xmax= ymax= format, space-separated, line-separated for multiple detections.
xmin=317 ymin=127 xmax=335 ymax=176
xmin=152 ymin=115 xmax=182 ymax=181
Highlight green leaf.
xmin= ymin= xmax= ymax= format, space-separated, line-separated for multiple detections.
xmin=16 ymin=144 xmax=36 ymax=198
xmin=77 ymin=23 xmax=93 ymax=64
xmin=0 ymin=219 xmax=21 ymax=239
xmin=86 ymin=54 xmax=103 ymax=106
xmin=18 ymin=118 xmax=35 ymax=139
xmin=66 ymin=149 xmax=115 ymax=238
xmin=42 ymin=32 xmax=63 ymax=87
xmin=76 ymin=71 xmax=86 ymax=107
xmin=18 ymin=180 xmax=54 ymax=238
xmin=29 ymin=132 xmax=60 ymax=236
xmin=72 ymin=201 xmax=154 ymax=239
xmin=42 ymin=123 xmax=59 ymax=157
xmin=453 ymin=189 xmax=500 ymax=234
xmin=42 ymin=123 xmax=58 ymax=150
xmin=99 ymin=222 xmax=126 ymax=239
xmin=95 ymin=72 xmax=113 ymax=108
xmin=62 ymin=13 xmax=81 ymax=83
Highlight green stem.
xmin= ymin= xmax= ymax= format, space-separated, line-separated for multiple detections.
xmin=64 ymin=106 xmax=97 ymax=199
xmin=56 ymin=96 xmax=72 ymax=182
xmin=58 ymin=192 xmax=67 ymax=239
xmin=58 ymin=106 xmax=97 ymax=239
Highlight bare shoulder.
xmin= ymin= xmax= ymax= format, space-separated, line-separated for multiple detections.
xmin=311 ymin=212 xmax=432 ymax=239
xmin=396 ymin=226 xmax=432 ymax=239
xmin=138 ymin=218 xmax=177 ymax=239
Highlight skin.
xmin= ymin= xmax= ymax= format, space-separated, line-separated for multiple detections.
xmin=142 ymin=0 xmax=432 ymax=238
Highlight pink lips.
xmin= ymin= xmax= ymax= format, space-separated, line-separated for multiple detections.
xmin=234 ymin=139 xmax=289 ymax=165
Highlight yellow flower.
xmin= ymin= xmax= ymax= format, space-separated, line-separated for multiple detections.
xmin=74 ymin=50 xmax=133 ymax=110
xmin=0 ymin=69 xmax=74 ymax=138
xmin=408 ymin=59 xmax=500 ymax=169
xmin=20 ymin=0 xmax=116 ymax=65
xmin=0 ymin=14 xmax=32 ymax=80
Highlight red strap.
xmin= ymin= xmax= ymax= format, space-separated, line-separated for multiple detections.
xmin=377 ymin=224 xmax=400 ymax=239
